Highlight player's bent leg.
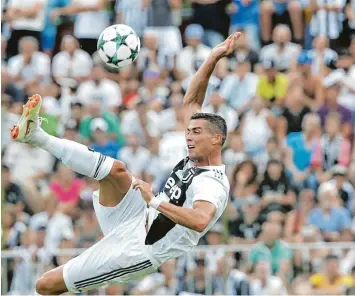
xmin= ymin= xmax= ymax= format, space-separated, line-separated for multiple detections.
xmin=36 ymin=266 xmax=67 ymax=295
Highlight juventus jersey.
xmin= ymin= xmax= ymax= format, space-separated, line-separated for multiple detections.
xmin=145 ymin=157 xmax=230 ymax=265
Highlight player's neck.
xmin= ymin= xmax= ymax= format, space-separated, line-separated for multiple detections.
xmin=193 ymin=153 xmax=222 ymax=167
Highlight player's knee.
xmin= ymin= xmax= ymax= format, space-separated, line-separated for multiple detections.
xmin=261 ymin=1 xmax=274 ymax=14
xmin=36 ymin=274 xmax=56 ymax=295
xmin=109 ymin=160 xmax=128 ymax=179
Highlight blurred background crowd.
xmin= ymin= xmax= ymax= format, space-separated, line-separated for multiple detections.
xmin=1 ymin=0 xmax=355 ymax=294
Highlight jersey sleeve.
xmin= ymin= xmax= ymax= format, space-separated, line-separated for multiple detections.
xmin=191 ymin=173 xmax=226 ymax=210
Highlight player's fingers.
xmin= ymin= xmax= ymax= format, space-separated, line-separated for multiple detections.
xmin=132 ymin=180 xmax=142 ymax=189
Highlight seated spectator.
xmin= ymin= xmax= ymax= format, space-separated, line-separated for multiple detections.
xmin=318 ymin=83 xmax=352 ymax=138
xmin=310 ymin=36 xmax=338 ymax=76
xmin=177 ymin=24 xmax=212 ymax=78
xmin=284 ymin=189 xmax=316 ymax=242
xmin=226 ymin=268 xmax=252 ymax=295
xmin=79 ymin=101 xmax=125 ymax=146
xmin=260 ymin=25 xmax=301 ymax=72
xmin=257 ymin=159 xmax=296 ymax=219
xmin=228 ymin=195 xmax=264 ymax=244
xmin=223 ymin=132 xmax=247 ymax=179
xmin=247 ymin=222 xmax=292 ymax=281
xmin=118 ymin=134 xmax=151 ymax=179
xmin=2 ymin=68 xmax=26 ymax=104
xmin=52 ymin=35 xmax=93 ymax=86
xmin=250 ymin=261 xmax=288 ymax=295
xmin=285 ymin=113 xmax=321 ymax=189
xmin=51 ymin=0 xmax=109 ymax=56
xmin=138 ymin=69 xmax=170 ymax=104
xmin=278 ymin=84 xmax=311 ymax=138
xmin=4 ymin=0 xmax=46 ymax=58
xmin=228 ymin=0 xmax=260 ymax=51
xmin=241 ymin=97 xmax=274 ymax=165
xmin=219 ymin=54 xmax=258 ymax=113
xmin=7 ymin=37 xmax=51 ymax=89
xmin=310 ymin=255 xmax=354 ymax=294
xmin=76 ymin=64 xmax=122 ymax=113
xmin=311 ymin=112 xmax=351 ymax=172
xmin=137 ymin=31 xmax=173 ymax=73
xmin=308 ymin=182 xmax=352 ymax=241
xmin=50 ymin=164 xmax=84 ymax=206
xmin=260 ymin=0 xmax=303 ymax=45
xmin=257 ymin=60 xmax=289 ymax=105
xmin=202 ymin=91 xmax=239 ymax=133
xmin=205 ymin=224 xmax=225 ymax=276
xmin=90 ymin=118 xmax=122 ymax=159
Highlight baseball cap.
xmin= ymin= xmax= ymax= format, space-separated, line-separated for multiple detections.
xmin=317 ymin=182 xmax=337 ymax=197
xmin=185 ymin=24 xmax=204 ymax=39
xmin=297 ymin=50 xmax=313 ymax=65
xmin=90 ymin=118 xmax=108 ymax=132
xmin=331 ymin=165 xmax=347 ymax=177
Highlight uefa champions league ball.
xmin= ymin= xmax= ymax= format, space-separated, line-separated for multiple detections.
xmin=97 ymin=24 xmax=140 ymax=69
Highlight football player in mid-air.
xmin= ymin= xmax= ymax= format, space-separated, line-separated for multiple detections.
xmin=10 ymin=32 xmax=241 ymax=295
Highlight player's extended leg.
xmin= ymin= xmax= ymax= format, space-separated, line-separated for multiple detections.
xmin=10 ymin=95 xmax=132 ymax=207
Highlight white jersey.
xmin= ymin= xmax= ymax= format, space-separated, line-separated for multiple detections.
xmin=145 ymin=157 xmax=230 ymax=265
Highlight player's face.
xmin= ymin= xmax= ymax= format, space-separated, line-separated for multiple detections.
xmin=186 ymin=119 xmax=215 ymax=162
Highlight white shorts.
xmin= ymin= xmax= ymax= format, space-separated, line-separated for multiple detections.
xmin=63 ymin=181 xmax=159 ymax=293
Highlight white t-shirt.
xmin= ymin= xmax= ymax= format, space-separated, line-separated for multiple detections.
xmin=52 ymin=49 xmax=93 ymax=79
xmin=76 ymin=79 xmax=122 ymax=109
xmin=7 ymin=52 xmax=51 ymax=86
xmin=73 ymin=0 xmax=109 ymax=39
xmin=146 ymin=158 xmax=229 ymax=264
xmin=260 ymin=42 xmax=300 ymax=71
xmin=7 ymin=0 xmax=47 ymax=31
xmin=177 ymin=44 xmax=212 ymax=77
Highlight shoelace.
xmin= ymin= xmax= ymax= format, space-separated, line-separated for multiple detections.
xmin=38 ymin=117 xmax=48 ymax=126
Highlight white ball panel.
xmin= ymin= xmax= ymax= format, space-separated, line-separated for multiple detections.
xmin=117 ymin=59 xmax=133 ymax=68
xmin=103 ymin=41 xmax=117 ymax=57
xmin=125 ymin=34 xmax=138 ymax=50
xmin=98 ymin=49 xmax=109 ymax=63
xmin=102 ymin=26 xmax=118 ymax=41
xmin=116 ymin=45 xmax=132 ymax=60
xmin=115 ymin=24 xmax=132 ymax=36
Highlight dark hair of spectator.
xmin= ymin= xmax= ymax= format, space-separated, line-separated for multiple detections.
xmin=264 ymin=159 xmax=289 ymax=184
xmin=231 ymin=159 xmax=258 ymax=188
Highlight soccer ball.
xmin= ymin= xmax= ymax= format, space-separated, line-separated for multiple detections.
xmin=97 ymin=24 xmax=140 ymax=69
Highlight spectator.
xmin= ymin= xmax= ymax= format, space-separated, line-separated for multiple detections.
xmin=138 ymin=69 xmax=170 ymax=103
xmin=257 ymin=60 xmax=289 ymax=105
xmin=250 ymin=261 xmax=288 ymax=295
xmin=219 ymin=55 xmax=259 ymax=112
xmin=228 ymin=0 xmax=260 ymax=51
xmin=226 ymin=268 xmax=252 ymax=295
xmin=311 ymin=112 xmax=351 ymax=172
xmin=278 ymin=84 xmax=311 ymax=138
xmin=118 ymin=134 xmax=151 ymax=179
xmin=310 ymin=255 xmax=354 ymax=294
xmin=144 ymin=0 xmax=182 ymax=55
xmin=247 ymin=222 xmax=292 ymax=281
xmin=308 ymin=182 xmax=352 ymax=241
xmin=7 ymin=37 xmax=51 ymax=89
xmin=90 ymin=118 xmax=122 ymax=158
xmin=228 ymin=195 xmax=264 ymax=244
xmin=205 ymin=223 xmax=225 ymax=276
xmin=115 ymin=0 xmax=148 ymax=38
xmin=52 ymin=35 xmax=93 ymax=86
xmin=76 ymin=63 xmax=122 ymax=113
xmin=177 ymin=24 xmax=212 ymax=78
xmin=260 ymin=0 xmax=303 ymax=45
xmin=51 ymin=0 xmax=110 ymax=55
xmin=4 ymin=0 xmax=46 ymax=58
xmin=260 ymin=25 xmax=301 ymax=72
xmin=223 ymin=132 xmax=247 ymax=178
xmin=257 ymin=159 xmax=296 ymax=220
xmin=192 ymin=0 xmax=230 ymax=48
xmin=202 ymin=90 xmax=239 ymax=133
xmin=2 ymin=68 xmax=26 ymax=104
xmin=309 ymin=36 xmax=338 ymax=76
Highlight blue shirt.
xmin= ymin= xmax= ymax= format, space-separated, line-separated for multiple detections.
xmin=230 ymin=0 xmax=259 ymax=27
xmin=92 ymin=141 xmax=121 ymax=159
xmin=308 ymin=207 xmax=351 ymax=232
xmin=286 ymin=132 xmax=313 ymax=171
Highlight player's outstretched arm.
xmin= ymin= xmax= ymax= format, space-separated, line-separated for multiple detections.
xmin=133 ymin=179 xmax=216 ymax=232
xmin=183 ymin=32 xmax=241 ymax=127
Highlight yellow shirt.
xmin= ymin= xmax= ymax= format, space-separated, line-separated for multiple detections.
xmin=257 ymin=73 xmax=289 ymax=102
xmin=310 ymin=273 xmax=355 ymax=290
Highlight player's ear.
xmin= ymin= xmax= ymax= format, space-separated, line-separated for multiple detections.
xmin=212 ymin=134 xmax=222 ymax=146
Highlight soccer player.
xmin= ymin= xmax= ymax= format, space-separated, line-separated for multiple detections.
xmin=10 ymin=32 xmax=241 ymax=295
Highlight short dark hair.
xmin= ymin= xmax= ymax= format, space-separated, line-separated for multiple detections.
xmin=190 ymin=112 xmax=227 ymax=145
xmin=325 ymin=254 xmax=338 ymax=261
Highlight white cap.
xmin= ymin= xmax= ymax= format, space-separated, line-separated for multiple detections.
xmin=317 ymin=182 xmax=337 ymax=197
xmin=90 ymin=118 xmax=108 ymax=132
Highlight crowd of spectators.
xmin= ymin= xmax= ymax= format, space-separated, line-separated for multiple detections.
xmin=1 ymin=0 xmax=355 ymax=294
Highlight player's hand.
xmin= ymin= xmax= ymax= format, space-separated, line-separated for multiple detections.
xmin=211 ymin=32 xmax=241 ymax=60
xmin=133 ymin=179 xmax=154 ymax=204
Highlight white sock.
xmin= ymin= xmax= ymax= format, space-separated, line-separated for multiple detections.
xmin=31 ymin=128 xmax=114 ymax=180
